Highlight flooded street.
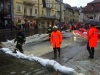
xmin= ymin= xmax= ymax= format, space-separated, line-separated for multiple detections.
xmin=0 ymin=51 xmax=56 ymax=75
xmin=1 ymin=31 xmax=100 ymax=75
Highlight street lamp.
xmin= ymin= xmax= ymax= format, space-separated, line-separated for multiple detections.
xmin=91 ymin=4 xmax=95 ymax=20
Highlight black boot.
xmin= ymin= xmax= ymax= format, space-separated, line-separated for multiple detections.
xmin=53 ymin=48 xmax=57 ymax=59
xmin=58 ymin=48 xmax=60 ymax=57
xmin=13 ymin=50 xmax=17 ymax=53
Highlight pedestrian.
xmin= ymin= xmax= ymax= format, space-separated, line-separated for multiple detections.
xmin=47 ymin=25 xmax=53 ymax=41
xmin=22 ymin=22 xmax=26 ymax=31
xmin=13 ymin=28 xmax=26 ymax=53
xmin=50 ymin=26 xmax=62 ymax=59
xmin=69 ymin=25 xmax=72 ymax=32
xmin=17 ymin=20 xmax=22 ymax=30
xmin=87 ymin=22 xmax=98 ymax=59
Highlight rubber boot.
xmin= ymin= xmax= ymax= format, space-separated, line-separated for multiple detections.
xmin=58 ymin=48 xmax=60 ymax=57
xmin=13 ymin=49 xmax=17 ymax=53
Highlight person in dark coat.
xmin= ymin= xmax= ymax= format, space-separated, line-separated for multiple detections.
xmin=47 ymin=25 xmax=53 ymax=37
xmin=13 ymin=28 xmax=26 ymax=53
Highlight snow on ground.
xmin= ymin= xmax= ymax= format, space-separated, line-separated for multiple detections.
xmin=2 ymin=34 xmax=49 ymax=52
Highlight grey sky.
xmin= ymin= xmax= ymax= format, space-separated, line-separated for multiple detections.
xmin=63 ymin=0 xmax=94 ymax=7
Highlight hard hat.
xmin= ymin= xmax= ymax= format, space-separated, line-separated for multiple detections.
xmin=49 ymin=25 xmax=51 ymax=27
xmin=53 ymin=26 xmax=58 ymax=29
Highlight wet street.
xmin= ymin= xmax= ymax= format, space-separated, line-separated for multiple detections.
xmin=1 ymin=31 xmax=100 ymax=75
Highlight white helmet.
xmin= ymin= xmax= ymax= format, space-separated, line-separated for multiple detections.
xmin=49 ymin=25 xmax=51 ymax=27
xmin=53 ymin=26 xmax=58 ymax=29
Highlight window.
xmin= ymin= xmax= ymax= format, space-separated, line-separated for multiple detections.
xmin=30 ymin=8 xmax=32 ymax=16
xmin=17 ymin=4 xmax=22 ymax=12
xmin=46 ymin=9 xmax=50 ymax=16
xmin=35 ymin=9 xmax=37 ymax=14
xmin=34 ymin=0 xmax=38 ymax=3
xmin=42 ymin=9 xmax=44 ymax=15
xmin=24 ymin=7 xmax=27 ymax=15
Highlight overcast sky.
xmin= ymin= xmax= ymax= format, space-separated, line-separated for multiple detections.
xmin=63 ymin=0 xmax=94 ymax=7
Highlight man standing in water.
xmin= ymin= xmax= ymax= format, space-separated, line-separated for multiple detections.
xmin=50 ymin=26 xmax=62 ymax=59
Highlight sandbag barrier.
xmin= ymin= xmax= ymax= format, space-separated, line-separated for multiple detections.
xmin=0 ymin=48 xmax=75 ymax=75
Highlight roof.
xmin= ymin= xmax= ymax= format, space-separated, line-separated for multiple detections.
xmin=88 ymin=0 xmax=100 ymax=4
xmin=72 ymin=7 xmax=79 ymax=13
xmin=64 ymin=3 xmax=72 ymax=10
xmin=82 ymin=0 xmax=100 ymax=13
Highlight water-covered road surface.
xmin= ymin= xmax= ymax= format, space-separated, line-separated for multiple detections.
xmin=1 ymin=31 xmax=94 ymax=75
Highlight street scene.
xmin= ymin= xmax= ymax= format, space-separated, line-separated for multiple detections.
xmin=0 ymin=0 xmax=100 ymax=75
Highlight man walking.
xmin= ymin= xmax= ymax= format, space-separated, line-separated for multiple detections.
xmin=87 ymin=21 xmax=98 ymax=59
xmin=13 ymin=28 xmax=26 ymax=53
xmin=50 ymin=26 xmax=62 ymax=59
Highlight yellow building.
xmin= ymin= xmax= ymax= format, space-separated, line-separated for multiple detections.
xmin=72 ymin=7 xmax=79 ymax=22
xmin=14 ymin=0 xmax=65 ymax=28
xmin=34 ymin=0 xmax=65 ymax=28
xmin=64 ymin=4 xmax=80 ymax=24
xmin=14 ymin=0 xmax=36 ymax=26
xmin=64 ymin=4 xmax=73 ymax=23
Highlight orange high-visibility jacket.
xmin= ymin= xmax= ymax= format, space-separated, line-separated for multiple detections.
xmin=69 ymin=25 xmax=72 ymax=30
xmin=50 ymin=30 xmax=62 ymax=48
xmin=87 ymin=26 xmax=98 ymax=47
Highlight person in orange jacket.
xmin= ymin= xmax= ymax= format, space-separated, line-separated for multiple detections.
xmin=69 ymin=25 xmax=72 ymax=32
xmin=50 ymin=26 xmax=62 ymax=59
xmin=87 ymin=23 xmax=98 ymax=59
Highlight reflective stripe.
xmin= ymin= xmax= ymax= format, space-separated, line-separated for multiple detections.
xmin=53 ymin=36 xmax=59 ymax=38
xmin=15 ymin=48 xmax=18 ymax=50
xmin=19 ymin=36 xmax=22 ymax=38
xmin=18 ymin=43 xmax=22 ymax=45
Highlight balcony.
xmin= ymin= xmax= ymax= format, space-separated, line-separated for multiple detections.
xmin=23 ymin=0 xmax=35 ymax=5
xmin=46 ymin=4 xmax=52 ymax=9
xmin=40 ymin=15 xmax=57 ymax=19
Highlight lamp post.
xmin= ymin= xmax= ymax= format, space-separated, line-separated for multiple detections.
xmin=91 ymin=4 xmax=95 ymax=20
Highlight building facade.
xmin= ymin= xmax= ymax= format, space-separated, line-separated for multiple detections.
xmin=14 ymin=0 xmax=36 ymax=27
xmin=14 ymin=0 xmax=64 ymax=29
xmin=72 ymin=7 xmax=79 ymax=23
xmin=82 ymin=0 xmax=100 ymax=21
xmin=0 ymin=0 xmax=14 ymax=30
xmin=38 ymin=0 xmax=64 ymax=28
xmin=64 ymin=4 xmax=73 ymax=24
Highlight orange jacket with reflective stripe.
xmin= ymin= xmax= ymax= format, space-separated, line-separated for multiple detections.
xmin=50 ymin=30 xmax=62 ymax=48
xmin=87 ymin=26 xmax=98 ymax=47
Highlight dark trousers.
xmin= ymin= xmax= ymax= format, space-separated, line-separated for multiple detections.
xmin=53 ymin=47 xmax=60 ymax=58
xmin=87 ymin=42 xmax=95 ymax=58
xmin=14 ymin=43 xmax=23 ymax=53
